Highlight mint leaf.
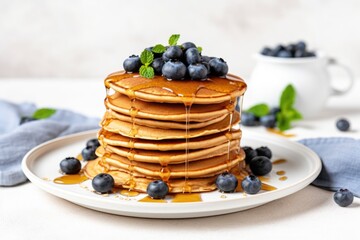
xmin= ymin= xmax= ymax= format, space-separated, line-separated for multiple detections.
xmin=280 ymin=84 xmax=296 ymax=111
xmin=139 ymin=65 xmax=154 ymax=79
xmin=168 ymin=34 xmax=180 ymax=46
xmin=140 ymin=49 xmax=154 ymax=65
xmin=32 ymin=108 xmax=56 ymax=119
xmin=152 ymin=44 xmax=166 ymax=53
xmin=197 ymin=46 xmax=203 ymax=53
xmin=276 ymin=112 xmax=292 ymax=131
xmin=246 ymin=103 xmax=270 ymax=117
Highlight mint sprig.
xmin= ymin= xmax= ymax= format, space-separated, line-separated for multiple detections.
xmin=168 ymin=34 xmax=180 ymax=46
xmin=32 ymin=108 xmax=56 ymax=119
xmin=139 ymin=49 xmax=155 ymax=78
xmin=152 ymin=44 xmax=166 ymax=53
xmin=197 ymin=46 xmax=203 ymax=53
xmin=246 ymin=103 xmax=269 ymax=117
xmin=277 ymin=84 xmax=302 ymax=131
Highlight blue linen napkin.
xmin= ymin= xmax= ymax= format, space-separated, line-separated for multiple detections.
xmin=0 ymin=100 xmax=100 ymax=186
xmin=299 ymin=137 xmax=360 ymax=197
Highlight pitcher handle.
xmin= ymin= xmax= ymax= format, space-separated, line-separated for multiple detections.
xmin=328 ymin=58 xmax=354 ymax=96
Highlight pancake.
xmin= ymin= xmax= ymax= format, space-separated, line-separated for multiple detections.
xmin=97 ymin=140 xmax=240 ymax=164
xmin=84 ymin=158 xmax=248 ymax=193
xmin=98 ymin=129 xmax=241 ymax=151
xmin=107 ymin=108 xmax=227 ymax=130
xmin=106 ymin=72 xmax=246 ymax=104
xmin=106 ymin=92 xmax=234 ymax=122
xmin=102 ymin=111 xmax=240 ymax=140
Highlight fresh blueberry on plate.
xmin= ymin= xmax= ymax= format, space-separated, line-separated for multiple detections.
xmin=241 ymin=175 xmax=262 ymax=194
xmin=147 ymin=180 xmax=169 ymax=199
xmin=260 ymin=114 xmax=277 ymax=128
xmin=215 ymin=172 xmax=238 ymax=193
xmin=242 ymin=146 xmax=258 ymax=165
xmin=60 ymin=157 xmax=81 ymax=174
xmin=86 ymin=138 xmax=100 ymax=148
xmin=92 ymin=173 xmax=115 ymax=194
xmin=255 ymin=146 xmax=272 ymax=159
xmin=82 ymin=146 xmax=97 ymax=161
xmin=249 ymin=156 xmax=272 ymax=176
xmin=241 ymin=112 xmax=259 ymax=126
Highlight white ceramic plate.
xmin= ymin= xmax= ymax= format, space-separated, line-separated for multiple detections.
xmin=22 ymin=129 xmax=321 ymax=219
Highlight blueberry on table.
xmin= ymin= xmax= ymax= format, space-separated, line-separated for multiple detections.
xmin=151 ymin=57 xmax=165 ymax=75
xmin=147 ymin=180 xmax=169 ymax=199
xmin=215 ymin=172 xmax=238 ymax=193
xmin=188 ymin=63 xmax=208 ymax=80
xmin=123 ymin=55 xmax=141 ymax=73
xmin=336 ymin=118 xmax=350 ymax=132
xmin=241 ymin=112 xmax=259 ymax=126
xmin=92 ymin=173 xmax=115 ymax=194
xmin=242 ymin=146 xmax=258 ymax=165
xmin=162 ymin=60 xmax=187 ymax=80
xmin=163 ymin=46 xmax=183 ymax=60
xmin=260 ymin=47 xmax=273 ymax=56
xmin=60 ymin=157 xmax=81 ymax=174
xmin=82 ymin=146 xmax=97 ymax=161
xmin=249 ymin=156 xmax=272 ymax=176
xmin=86 ymin=138 xmax=100 ymax=148
xmin=255 ymin=146 xmax=272 ymax=159
xmin=185 ymin=47 xmax=201 ymax=65
xmin=334 ymin=189 xmax=354 ymax=207
xmin=260 ymin=114 xmax=277 ymax=128
xmin=209 ymin=58 xmax=228 ymax=76
xmin=241 ymin=175 xmax=262 ymax=194
xmin=181 ymin=42 xmax=197 ymax=52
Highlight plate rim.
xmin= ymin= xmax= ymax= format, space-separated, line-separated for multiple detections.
xmin=22 ymin=129 xmax=322 ymax=218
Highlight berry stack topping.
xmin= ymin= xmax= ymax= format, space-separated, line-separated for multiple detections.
xmin=260 ymin=41 xmax=316 ymax=58
xmin=122 ymin=34 xmax=229 ymax=80
xmin=242 ymin=146 xmax=258 ymax=165
xmin=249 ymin=156 xmax=273 ymax=176
xmin=147 ymin=180 xmax=169 ymax=199
xmin=81 ymin=138 xmax=100 ymax=161
xmin=92 ymin=173 xmax=115 ymax=194
xmin=215 ymin=172 xmax=238 ymax=193
xmin=60 ymin=157 xmax=81 ymax=174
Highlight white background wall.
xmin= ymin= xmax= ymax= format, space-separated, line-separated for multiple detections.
xmin=0 ymin=0 xmax=359 ymax=79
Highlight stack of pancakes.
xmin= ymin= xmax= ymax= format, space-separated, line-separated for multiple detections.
xmin=84 ymin=71 xmax=247 ymax=193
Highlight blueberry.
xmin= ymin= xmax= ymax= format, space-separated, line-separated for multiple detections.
xmin=215 ymin=172 xmax=238 ymax=193
xmin=151 ymin=57 xmax=164 ymax=75
xmin=147 ymin=180 xmax=169 ymax=199
xmin=269 ymin=107 xmax=281 ymax=116
xmin=163 ymin=46 xmax=183 ymax=60
xmin=285 ymin=44 xmax=296 ymax=56
xmin=273 ymin=44 xmax=286 ymax=56
xmin=260 ymin=47 xmax=273 ymax=56
xmin=162 ymin=60 xmax=187 ymax=80
xmin=92 ymin=173 xmax=114 ymax=193
xmin=295 ymin=49 xmax=307 ymax=58
xmin=296 ymin=41 xmax=306 ymax=51
xmin=20 ymin=116 xmax=35 ymax=125
xmin=82 ymin=145 xmax=97 ymax=161
xmin=201 ymin=61 xmax=210 ymax=72
xmin=185 ymin=47 xmax=201 ymax=65
xmin=242 ymin=146 xmax=258 ymax=165
xmin=181 ymin=42 xmax=196 ymax=52
xmin=305 ymin=51 xmax=316 ymax=57
xmin=188 ymin=63 xmax=208 ymax=80
xmin=255 ymin=146 xmax=272 ymax=159
xmin=146 ymin=46 xmax=162 ymax=58
xmin=86 ymin=138 xmax=100 ymax=148
xmin=60 ymin=157 xmax=81 ymax=174
xmin=123 ymin=55 xmax=141 ymax=73
xmin=260 ymin=114 xmax=276 ymax=128
xmin=249 ymin=156 xmax=272 ymax=176
xmin=277 ymin=50 xmax=292 ymax=58
xmin=336 ymin=118 xmax=350 ymax=132
xmin=209 ymin=58 xmax=228 ymax=76
xmin=334 ymin=189 xmax=354 ymax=207
xmin=241 ymin=112 xmax=259 ymax=126
xmin=201 ymin=55 xmax=212 ymax=63
xmin=241 ymin=175 xmax=262 ymax=194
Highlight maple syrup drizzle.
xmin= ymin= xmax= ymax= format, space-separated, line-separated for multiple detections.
xmin=183 ymin=104 xmax=192 ymax=193
xmin=76 ymin=153 xmax=83 ymax=161
xmin=171 ymin=193 xmax=202 ymax=203
xmin=267 ymin=128 xmax=296 ymax=138
xmin=53 ymin=174 xmax=88 ymax=184
xmin=272 ymin=159 xmax=287 ymax=165
xmin=225 ymin=98 xmax=236 ymax=170
xmin=261 ymin=182 xmax=277 ymax=191
xmin=119 ymin=189 xmax=140 ymax=197
xmin=126 ymin=96 xmax=138 ymax=190
xmin=276 ymin=170 xmax=286 ymax=176
xmin=279 ymin=176 xmax=288 ymax=181
xmin=138 ymin=196 xmax=167 ymax=203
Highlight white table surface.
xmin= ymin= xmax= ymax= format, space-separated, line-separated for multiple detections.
xmin=0 ymin=78 xmax=359 ymax=240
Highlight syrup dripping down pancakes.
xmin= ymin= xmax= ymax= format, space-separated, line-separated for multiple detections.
xmin=84 ymin=71 xmax=247 ymax=193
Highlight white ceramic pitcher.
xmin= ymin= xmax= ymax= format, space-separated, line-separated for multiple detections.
xmin=247 ymin=53 xmax=354 ymax=118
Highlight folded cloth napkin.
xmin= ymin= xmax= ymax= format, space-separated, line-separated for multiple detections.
xmin=299 ymin=137 xmax=360 ymax=197
xmin=0 ymin=100 xmax=100 ymax=186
